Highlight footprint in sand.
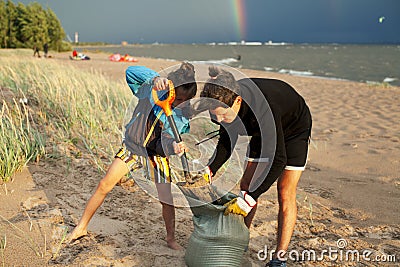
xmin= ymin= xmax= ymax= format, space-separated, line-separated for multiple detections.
xmin=303 ymin=186 xmax=334 ymax=199
xmin=305 ymin=165 xmax=321 ymax=172
xmin=330 ymin=207 xmax=353 ymax=220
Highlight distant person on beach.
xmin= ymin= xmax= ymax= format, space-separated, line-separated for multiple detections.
xmin=77 ymin=52 xmax=90 ymax=60
xmin=43 ymin=43 xmax=49 ymax=58
xmin=70 ymin=50 xmax=90 ymax=60
xmin=199 ymin=66 xmax=312 ymax=267
xmin=33 ymin=45 xmax=40 ymax=57
xmin=67 ymin=63 xmax=198 ymax=250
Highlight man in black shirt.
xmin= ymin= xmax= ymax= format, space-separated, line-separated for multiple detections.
xmin=200 ymin=66 xmax=312 ymax=267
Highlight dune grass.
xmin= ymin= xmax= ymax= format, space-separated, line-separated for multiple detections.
xmin=0 ymin=49 xmax=130 ymax=182
xmin=0 ymin=234 xmax=5 ymax=267
xmin=1 ymin=99 xmax=45 ymax=182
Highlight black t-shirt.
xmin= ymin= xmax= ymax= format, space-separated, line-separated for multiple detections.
xmin=208 ymin=78 xmax=312 ymax=176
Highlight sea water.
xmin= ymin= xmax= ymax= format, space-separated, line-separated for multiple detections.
xmin=83 ymin=43 xmax=400 ymax=87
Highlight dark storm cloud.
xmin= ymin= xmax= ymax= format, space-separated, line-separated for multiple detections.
xmin=17 ymin=0 xmax=400 ymax=43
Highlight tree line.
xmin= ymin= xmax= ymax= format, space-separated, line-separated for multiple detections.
xmin=0 ymin=0 xmax=71 ymax=51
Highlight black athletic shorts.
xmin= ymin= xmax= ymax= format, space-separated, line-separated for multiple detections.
xmin=246 ymin=128 xmax=311 ymax=170
xmin=248 ymin=128 xmax=311 ymax=199
xmin=285 ymin=128 xmax=311 ymax=170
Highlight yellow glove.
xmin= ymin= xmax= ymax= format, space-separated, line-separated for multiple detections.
xmin=223 ymin=191 xmax=257 ymax=217
xmin=202 ymin=166 xmax=212 ymax=183
xmin=195 ymin=166 xmax=212 ymax=184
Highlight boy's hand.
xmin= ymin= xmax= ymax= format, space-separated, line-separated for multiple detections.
xmin=153 ymin=77 xmax=170 ymax=90
xmin=173 ymin=141 xmax=188 ymax=156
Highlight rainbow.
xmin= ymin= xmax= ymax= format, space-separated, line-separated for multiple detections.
xmin=232 ymin=0 xmax=246 ymax=40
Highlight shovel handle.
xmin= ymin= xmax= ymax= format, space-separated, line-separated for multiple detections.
xmin=151 ymin=79 xmax=179 ymax=142
xmin=167 ymin=116 xmax=191 ymax=176
xmin=152 ymin=80 xmax=175 ymax=116
xmin=152 ymin=80 xmax=191 ymax=177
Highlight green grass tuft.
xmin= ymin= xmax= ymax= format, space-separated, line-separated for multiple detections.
xmin=0 ymin=49 xmax=130 ymax=181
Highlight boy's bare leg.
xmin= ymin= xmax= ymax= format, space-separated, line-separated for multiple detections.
xmin=156 ymin=183 xmax=182 ymax=250
xmin=67 ymin=158 xmax=129 ymax=242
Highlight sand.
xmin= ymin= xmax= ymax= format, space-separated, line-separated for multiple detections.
xmin=0 ymin=51 xmax=399 ymax=266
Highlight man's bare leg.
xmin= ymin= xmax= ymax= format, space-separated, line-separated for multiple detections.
xmin=275 ymin=169 xmax=302 ymax=258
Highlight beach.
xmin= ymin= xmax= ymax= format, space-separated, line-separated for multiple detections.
xmin=1 ymin=51 xmax=399 ymax=266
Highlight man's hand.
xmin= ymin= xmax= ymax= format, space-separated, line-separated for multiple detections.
xmin=224 ymin=191 xmax=257 ymax=216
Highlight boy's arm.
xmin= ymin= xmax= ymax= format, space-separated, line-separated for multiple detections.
xmin=125 ymin=66 xmax=159 ymax=97
xmin=149 ymin=114 xmax=190 ymax=157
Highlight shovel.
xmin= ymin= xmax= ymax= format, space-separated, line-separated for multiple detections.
xmin=153 ymin=80 xmax=220 ymax=202
xmin=152 ymin=80 xmax=194 ymax=183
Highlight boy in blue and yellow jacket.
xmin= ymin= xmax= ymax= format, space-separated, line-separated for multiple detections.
xmin=68 ymin=63 xmax=197 ymax=250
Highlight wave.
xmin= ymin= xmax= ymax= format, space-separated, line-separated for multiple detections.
xmin=278 ymin=69 xmax=314 ymax=76
xmin=366 ymin=77 xmax=399 ymax=85
xmin=264 ymin=41 xmax=290 ymax=46
xmin=206 ymin=41 xmax=288 ymax=46
xmin=191 ymin=57 xmax=239 ymax=65
xmin=264 ymin=67 xmax=350 ymax=81
xmin=383 ymin=77 xmax=398 ymax=83
xmin=207 ymin=42 xmax=262 ymax=46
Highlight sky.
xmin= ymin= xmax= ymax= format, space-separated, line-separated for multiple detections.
xmin=17 ymin=0 xmax=400 ymax=44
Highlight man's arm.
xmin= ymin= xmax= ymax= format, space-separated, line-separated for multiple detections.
xmin=208 ymin=126 xmax=238 ymax=175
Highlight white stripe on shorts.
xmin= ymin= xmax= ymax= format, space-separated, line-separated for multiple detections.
xmin=245 ymin=158 xmax=307 ymax=171
xmin=285 ymin=165 xmax=306 ymax=171
xmin=285 ymin=147 xmax=309 ymax=171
